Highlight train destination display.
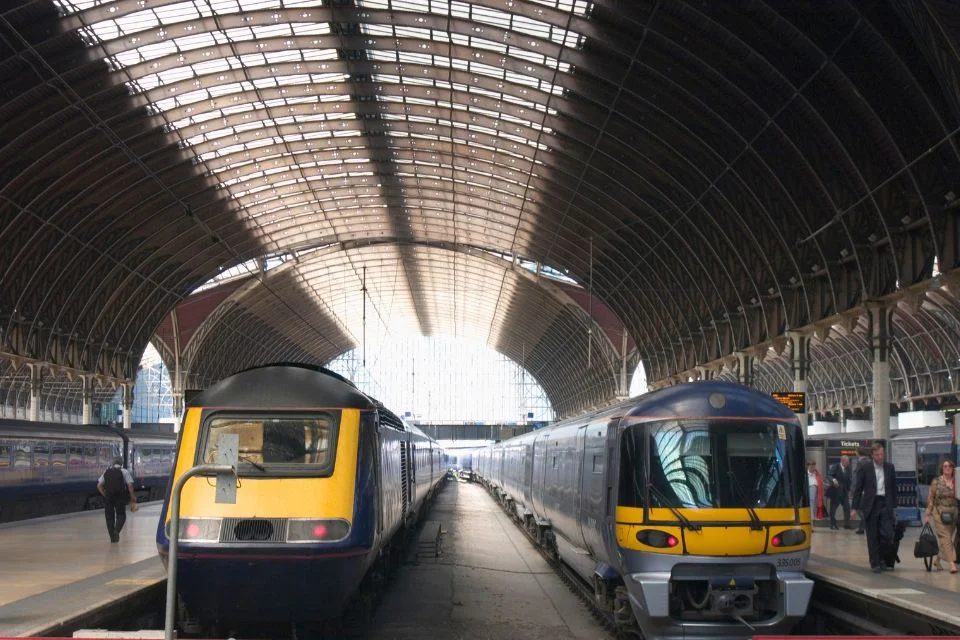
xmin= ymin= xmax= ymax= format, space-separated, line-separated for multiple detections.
xmin=771 ymin=391 xmax=806 ymax=413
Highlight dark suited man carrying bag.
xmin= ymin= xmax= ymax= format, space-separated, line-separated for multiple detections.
xmin=851 ymin=442 xmax=897 ymax=573
xmin=826 ymin=455 xmax=853 ymax=530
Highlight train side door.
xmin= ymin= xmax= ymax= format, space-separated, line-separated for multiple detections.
xmin=579 ymin=423 xmax=607 ymax=556
xmin=532 ymin=434 xmax=547 ymax=518
xmin=399 ymin=439 xmax=410 ymax=519
xmin=523 ymin=441 xmax=534 ymax=504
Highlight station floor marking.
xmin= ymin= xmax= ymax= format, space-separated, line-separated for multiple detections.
xmin=105 ymin=578 xmax=159 ymax=586
xmin=864 ymin=587 xmax=925 ymax=595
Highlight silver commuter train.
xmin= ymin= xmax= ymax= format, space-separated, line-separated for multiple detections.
xmin=475 ymin=382 xmax=813 ymax=640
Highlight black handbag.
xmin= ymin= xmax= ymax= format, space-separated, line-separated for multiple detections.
xmin=914 ymin=523 xmax=939 ymax=558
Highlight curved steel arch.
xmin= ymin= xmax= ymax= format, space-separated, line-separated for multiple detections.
xmin=2 ymin=0 xmax=960 ymax=418
xmin=176 ymin=241 xmax=628 ymax=417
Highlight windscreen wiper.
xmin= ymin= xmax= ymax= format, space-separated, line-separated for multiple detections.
xmin=647 ymin=484 xmax=702 ymax=531
xmin=238 ymin=455 xmax=266 ymax=472
xmin=726 ymin=470 xmax=763 ymax=531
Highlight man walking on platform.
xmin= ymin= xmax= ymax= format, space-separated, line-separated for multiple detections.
xmin=97 ymin=457 xmax=138 ymax=543
xmin=851 ymin=443 xmax=897 ymax=573
xmin=827 ymin=455 xmax=853 ymax=530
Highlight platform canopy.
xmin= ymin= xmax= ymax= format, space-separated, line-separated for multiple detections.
xmin=1 ymin=0 xmax=960 ymax=418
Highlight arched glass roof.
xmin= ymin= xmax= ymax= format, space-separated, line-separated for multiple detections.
xmin=2 ymin=1 xmax=960 ymax=419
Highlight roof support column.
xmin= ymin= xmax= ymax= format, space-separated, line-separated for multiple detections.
xmin=788 ymin=331 xmax=810 ymax=437
xmin=28 ymin=363 xmax=42 ymax=422
xmin=122 ymin=382 xmax=134 ymax=430
xmin=867 ymin=303 xmax=892 ymax=440
xmin=618 ymin=328 xmax=629 ymax=398
xmin=81 ymin=375 xmax=94 ymax=425
xmin=736 ymin=352 xmax=754 ymax=387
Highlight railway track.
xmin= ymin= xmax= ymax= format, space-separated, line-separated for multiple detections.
xmin=484 ymin=481 xmax=638 ymax=640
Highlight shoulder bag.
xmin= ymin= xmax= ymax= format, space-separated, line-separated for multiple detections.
xmin=914 ymin=523 xmax=939 ymax=558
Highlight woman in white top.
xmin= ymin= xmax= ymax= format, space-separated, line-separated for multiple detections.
xmin=807 ymin=461 xmax=823 ymax=528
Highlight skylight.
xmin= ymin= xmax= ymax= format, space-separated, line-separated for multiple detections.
xmin=53 ymin=0 xmax=591 ymax=253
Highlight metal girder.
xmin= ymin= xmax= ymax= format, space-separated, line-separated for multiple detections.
xmin=3 ymin=0 xmax=960 ymax=417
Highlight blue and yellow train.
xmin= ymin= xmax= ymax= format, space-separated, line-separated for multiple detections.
xmin=156 ymin=364 xmax=445 ymax=629
xmin=476 ymin=382 xmax=813 ymax=639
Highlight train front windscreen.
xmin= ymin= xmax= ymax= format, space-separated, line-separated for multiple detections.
xmin=619 ymin=419 xmax=806 ymax=510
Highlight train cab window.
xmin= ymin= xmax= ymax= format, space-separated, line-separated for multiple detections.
xmin=200 ymin=413 xmax=339 ymax=475
xmin=619 ymin=420 xmax=802 ymax=510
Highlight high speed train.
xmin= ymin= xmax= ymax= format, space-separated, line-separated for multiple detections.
xmin=156 ymin=364 xmax=446 ymax=632
xmin=0 ymin=420 xmax=176 ymax=522
xmin=475 ymin=382 xmax=813 ymax=640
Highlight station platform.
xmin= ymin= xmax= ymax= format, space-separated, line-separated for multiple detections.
xmin=0 ymin=503 xmax=164 ymax=637
xmin=807 ymin=524 xmax=960 ymax=633
xmin=367 ymin=480 xmax=611 ymax=639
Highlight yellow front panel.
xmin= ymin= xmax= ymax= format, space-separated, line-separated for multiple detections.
xmin=165 ymin=408 xmax=360 ymax=524
xmin=615 ymin=506 xmax=810 ymax=555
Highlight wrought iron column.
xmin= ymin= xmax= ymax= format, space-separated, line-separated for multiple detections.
xmin=867 ymin=303 xmax=892 ymax=440
xmin=122 ymin=381 xmax=134 ymax=429
xmin=28 ymin=363 xmax=42 ymax=422
xmin=736 ymin=352 xmax=754 ymax=387
xmin=787 ymin=331 xmax=810 ymax=437
xmin=81 ymin=375 xmax=94 ymax=425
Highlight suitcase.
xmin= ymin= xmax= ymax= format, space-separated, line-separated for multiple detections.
xmin=883 ymin=521 xmax=907 ymax=567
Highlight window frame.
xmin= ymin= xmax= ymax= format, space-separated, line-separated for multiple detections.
xmin=195 ymin=410 xmax=342 ymax=478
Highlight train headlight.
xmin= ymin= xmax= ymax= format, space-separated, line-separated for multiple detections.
xmin=286 ymin=518 xmax=350 ymax=543
xmin=636 ymin=529 xmax=680 ymax=548
xmin=771 ymin=528 xmax=806 ymax=548
xmin=165 ymin=518 xmax=222 ymax=543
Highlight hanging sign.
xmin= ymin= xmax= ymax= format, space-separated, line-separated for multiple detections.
xmin=771 ymin=392 xmax=806 ymax=413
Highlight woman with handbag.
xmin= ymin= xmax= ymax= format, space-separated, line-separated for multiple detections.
xmin=924 ymin=458 xmax=958 ymax=573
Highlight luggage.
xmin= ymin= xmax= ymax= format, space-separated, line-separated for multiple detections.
xmin=103 ymin=467 xmax=126 ymax=498
xmin=914 ymin=523 xmax=939 ymax=558
xmin=883 ymin=521 xmax=906 ymax=567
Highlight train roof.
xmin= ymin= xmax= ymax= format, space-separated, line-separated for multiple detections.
xmin=189 ymin=363 xmax=376 ymax=410
xmin=620 ymin=381 xmax=798 ymax=422
xmin=0 ymin=420 xmax=121 ymax=442
xmin=490 ymin=381 xmax=798 ymax=447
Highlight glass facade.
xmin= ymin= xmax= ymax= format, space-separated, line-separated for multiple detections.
xmin=327 ymin=336 xmax=553 ymax=423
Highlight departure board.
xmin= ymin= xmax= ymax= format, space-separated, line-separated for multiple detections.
xmin=771 ymin=391 xmax=806 ymax=413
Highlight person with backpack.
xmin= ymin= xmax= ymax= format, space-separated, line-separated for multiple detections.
xmin=97 ymin=456 xmax=138 ymax=543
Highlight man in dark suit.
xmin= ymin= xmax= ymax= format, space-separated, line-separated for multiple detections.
xmin=851 ymin=442 xmax=897 ymax=572
xmin=827 ymin=455 xmax=853 ymax=530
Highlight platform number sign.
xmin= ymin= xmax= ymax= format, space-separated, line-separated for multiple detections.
xmin=771 ymin=392 xmax=806 ymax=413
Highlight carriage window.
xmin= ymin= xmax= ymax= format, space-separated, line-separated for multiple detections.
xmin=0 ymin=444 xmax=10 ymax=469
xmin=83 ymin=446 xmax=97 ymax=466
xmin=100 ymin=446 xmax=115 ymax=466
xmin=200 ymin=413 xmax=340 ymax=475
xmin=68 ymin=446 xmax=83 ymax=466
xmin=13 ymin=444 xmax=30 ymax=468
xmin=51 ymin=445 xmax=67 ymax=467
xmin=34 ymin=443 xmax=50 ymax=467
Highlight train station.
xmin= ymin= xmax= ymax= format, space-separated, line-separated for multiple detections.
xmin=2 ymin=0 xmax=960 ymax=638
